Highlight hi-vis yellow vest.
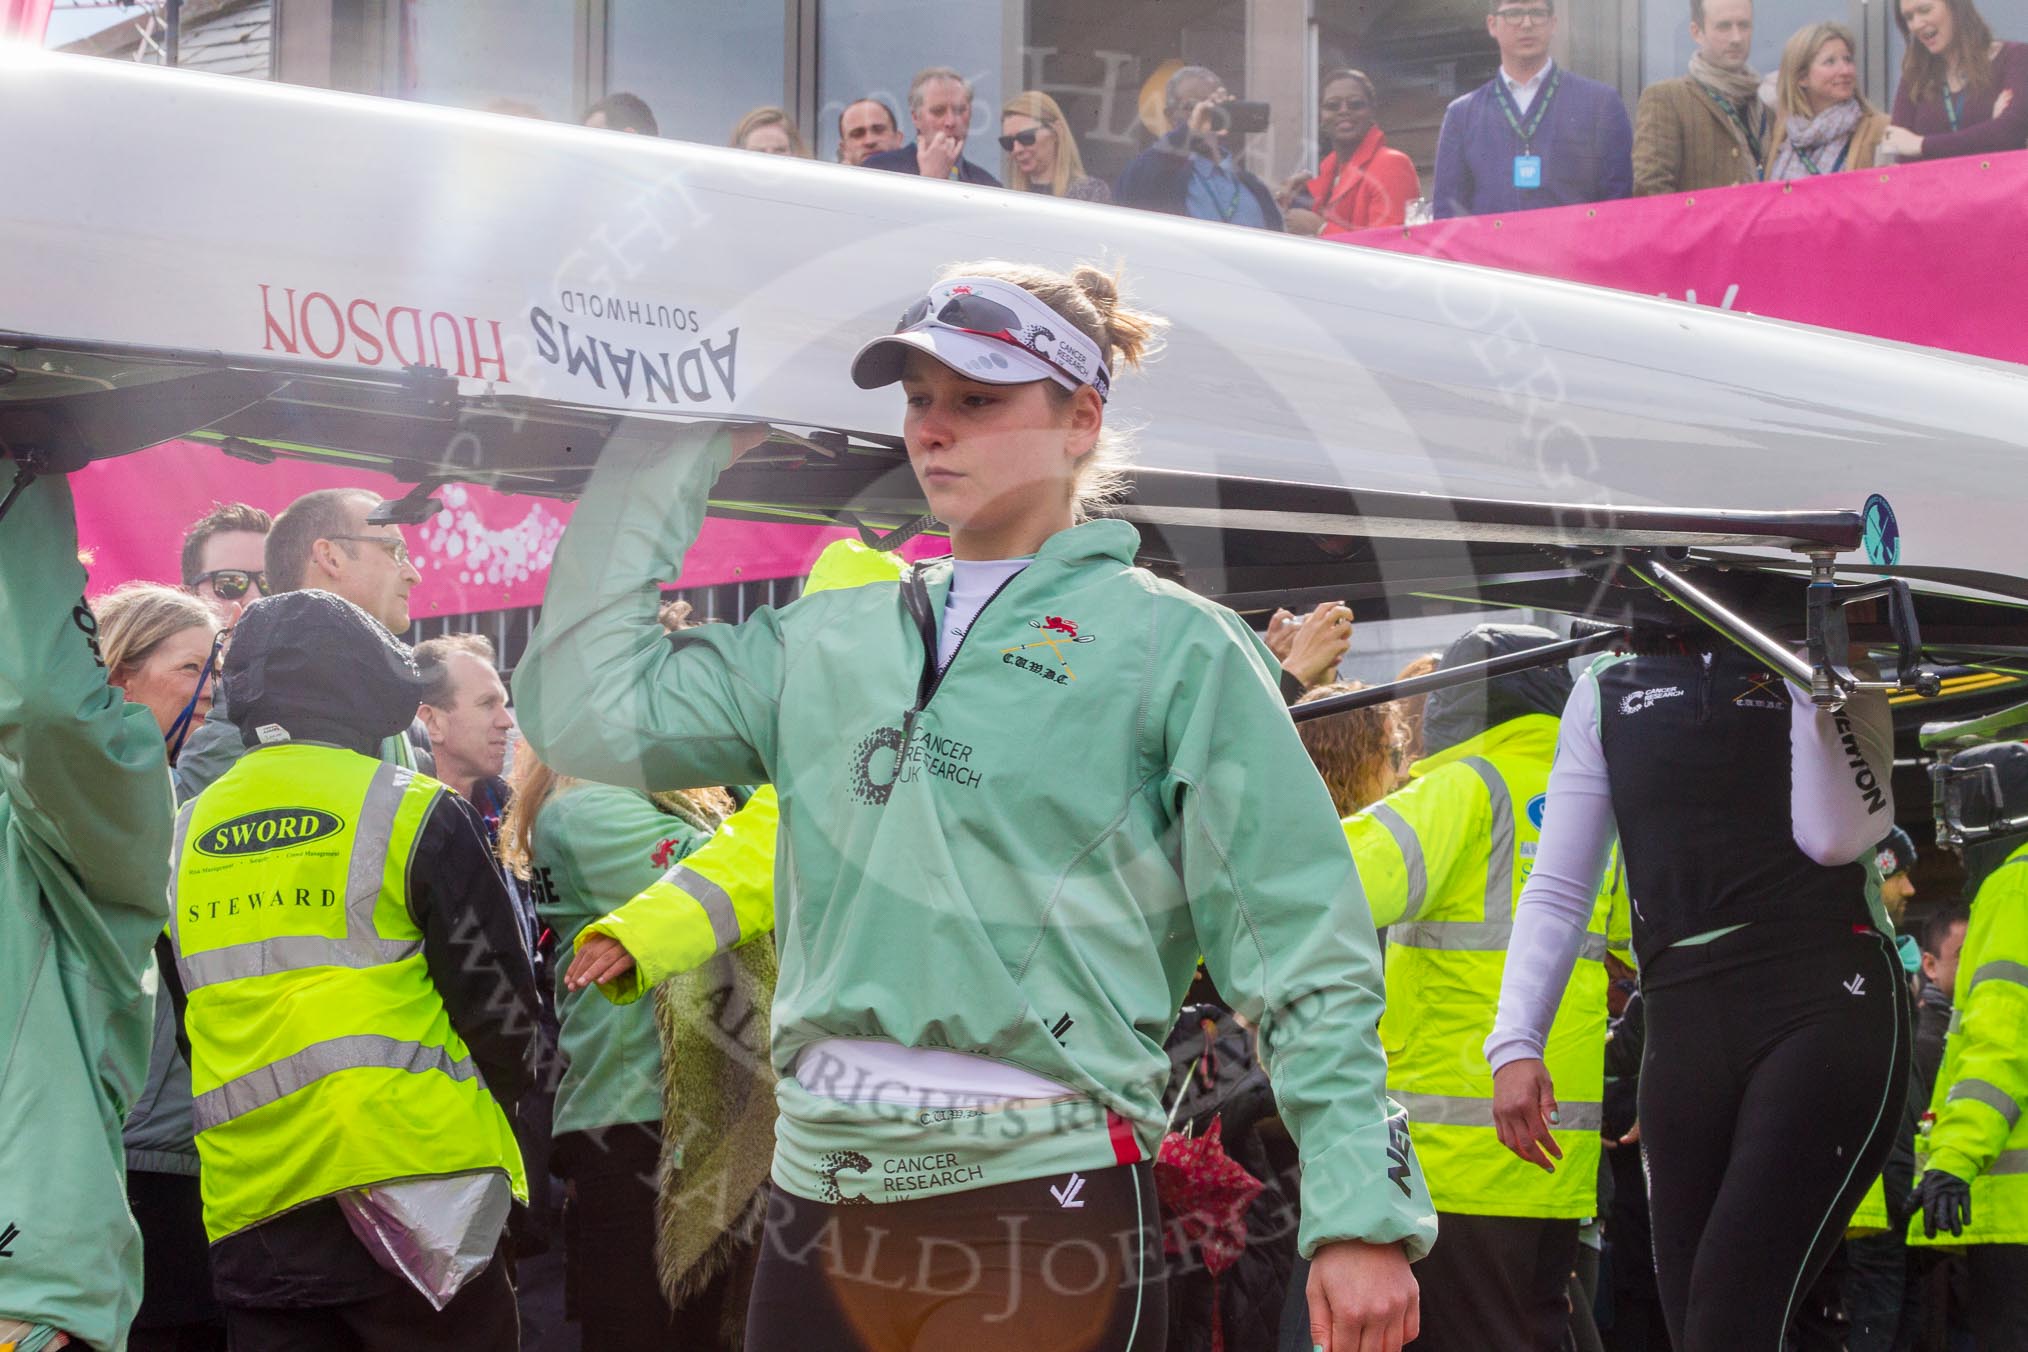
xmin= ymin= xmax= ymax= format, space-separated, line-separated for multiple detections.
xmin=171 ymin=741 xmax=526 ymax=1243
xmin=1346 ymin=714 xmax=1632 ymax=1219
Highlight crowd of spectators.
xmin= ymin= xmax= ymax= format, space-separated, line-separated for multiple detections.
xmin=556 ymin=0 xmax=2024 ymax=238
xmin=5 ymin=458 xmax=1993 ymax=1352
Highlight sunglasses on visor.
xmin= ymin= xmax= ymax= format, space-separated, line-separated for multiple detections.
xmin=895 ymin=291 xmax=1107 ymax=398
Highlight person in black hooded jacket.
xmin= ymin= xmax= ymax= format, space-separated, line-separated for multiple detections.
xmin=161 ymin=590 xmax=540 ymax=1352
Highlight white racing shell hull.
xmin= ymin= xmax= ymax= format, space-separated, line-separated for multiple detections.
xmin=1 ymin=50 xmax=2021 ymax=593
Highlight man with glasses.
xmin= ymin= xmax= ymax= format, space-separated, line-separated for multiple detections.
xmin=862 ymin=67 xmax=1001 ymax=185
xmin=1634 ymin=0 xmax=1770 ymax=195
xmin=1433 ymin=0 xmax=1633 ymax=218
xmin=180 ymin=501 xmax=272 ymax=623
xmin=1116 ymin=65 xmax=1284 ymax=229
xmin=174 ymin=487 xmax=430 ymax=799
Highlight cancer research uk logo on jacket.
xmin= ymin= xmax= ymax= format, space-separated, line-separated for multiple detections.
xmin=194 ymin=808 xmax=346 ymax=857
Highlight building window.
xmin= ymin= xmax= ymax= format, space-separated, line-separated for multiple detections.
xmin=397 ymin=0 xmax=576 ymax=119
xmin=606 ymin=0 xmax=789 ymax=145
xmin=815 ymin=0 xmax=1008 ymax=163
xmin=1023 ymin=0 xmax=1248 ymax=185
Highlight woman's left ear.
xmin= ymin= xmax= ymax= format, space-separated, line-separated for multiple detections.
xmin=1067 ymin=386 xmax=1104 ymax=457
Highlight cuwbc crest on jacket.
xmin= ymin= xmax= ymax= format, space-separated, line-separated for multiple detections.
xmin=172 ymin=742 xmax=526 ymax=1242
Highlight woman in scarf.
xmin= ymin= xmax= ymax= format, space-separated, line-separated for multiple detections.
xmin=1766 ymin=22 xmax=1891 ymax=177
xmin=1279 ymin=69 xmax=1421 ymax=234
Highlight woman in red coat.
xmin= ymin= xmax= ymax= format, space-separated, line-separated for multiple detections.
xmin=1279 ymin=70 xmax=1423 ymax=234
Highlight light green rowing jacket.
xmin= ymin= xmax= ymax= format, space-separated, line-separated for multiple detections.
xmin=515 ymin=426 xmax=1436 ymax=1259
xmin=0 ymin=476 xmax=174 ymax=1351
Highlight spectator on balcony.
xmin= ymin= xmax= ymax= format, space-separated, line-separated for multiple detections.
xmin=1433 ymin=0 xmax=1634 ymax=217
xmin=1000 ymin=90 xmax=1112 ymax=202
xmin=582 ymin=92 xmax=658 ymax=136
xmin=1634 ymin=0 xmax=1772 ymax=194
xmin=1883 ymin=0 xmax=2028 ymax=160
xmin=731 ymin=106 xmax=812 ymax=157
xmin=1115 ymin=65 xmax=1283 ymax=229
xmin=1279 ymin=69 xmax=1422 ymax=232
xmin=837 ymin=96 xmax=903 ymax=165
xmin=863 ymin=66 xmax=1002 ymax=185
xmin=1767 ymin=23 xmax=1891 ymax=178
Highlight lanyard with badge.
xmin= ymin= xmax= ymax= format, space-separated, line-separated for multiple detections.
xmin=1944 ymin=85 xmax=1964 ymax=130
xmin=1793 ymin=140 xmax=1850 ymax=175
xmin=1696 ymin=81 xmax=1767 ymax=177
xmin=1496 ymin=66 xmax=1563 ymax=189
xmin=1189 ymin=159 xmax=1246 ymax=221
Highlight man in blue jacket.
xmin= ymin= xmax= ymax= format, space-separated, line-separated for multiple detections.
xmin=1433 ymin=0 xmax=1633 ymax=218
xmin=1115 ymin=65 xmax=1284 ymax=230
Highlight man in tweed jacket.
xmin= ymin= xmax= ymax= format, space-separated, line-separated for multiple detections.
xmin=1634 ymin=0 xmax=1772 ymax=194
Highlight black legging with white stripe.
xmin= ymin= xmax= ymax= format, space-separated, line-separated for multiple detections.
xmin=1638 ymin=920 xmax=1908 ymax=1349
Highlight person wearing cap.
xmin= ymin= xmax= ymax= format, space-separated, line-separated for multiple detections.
xmin=1909 ymin=742 xmax=2028 ymax=1347
xmin=1315 ymin=624 xmax=1630 ymax=1351
xmin=518 ymin=261 xmax=1433 ymax=1350
xmin=164 ymin=589 xmax=538 ymax=1350
xmin=1875 ymin=824 xmax=1920 ymax=928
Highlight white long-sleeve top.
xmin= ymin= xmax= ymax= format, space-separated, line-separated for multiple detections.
xmin=1485 ymin=667 xmax=1894 ymax=1072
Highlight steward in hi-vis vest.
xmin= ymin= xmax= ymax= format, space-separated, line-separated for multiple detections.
xmin=1343 ymin=624 xmax=1630 ymax=1352
xmin=1910 ymin=742 xmax=2028 ymax=1347
xmin=166 ymin=590 xmax=538 ymax=1349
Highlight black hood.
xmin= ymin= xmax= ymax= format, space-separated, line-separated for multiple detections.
xmin=222 ymin=590 xmax=429 ymax=752
xmin=1420 ymin=623 xmax=1573 ymax=757
xmin=1953 ymin=741 xmax=2028 ymax=897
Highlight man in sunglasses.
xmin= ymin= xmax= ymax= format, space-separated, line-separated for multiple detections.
xmin=180 ymin=500 xmax=273 ymax=623
xmin=1432 ymin=0 xmax=1633 ymax=218
xmin=174 ymin=487 xmax=430 ymax=800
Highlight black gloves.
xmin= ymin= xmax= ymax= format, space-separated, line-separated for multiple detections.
xmin=1914 ymin=1169 xmax=1973 ymax=1239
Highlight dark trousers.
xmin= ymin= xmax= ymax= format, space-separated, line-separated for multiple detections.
xmin=553 ymin=1124 xmax=687 ymax=1350
xmin=127 ymin=1170 xmax=226 ymax=1351
xmin=1846 ymin=1233 xmax=1921 ymax=1352
xmin=1640 ymin=924 xmax=1909 ymax=1352
xmin=1963 ymin=1244 xmax=2028 ymax=1351
xmin=221 ymin=1249 xmax=518 ymax=1352
xmin=1408 ymin=1213 xmax=1579 ymax=1352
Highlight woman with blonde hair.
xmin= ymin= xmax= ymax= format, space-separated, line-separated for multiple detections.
xmin=730 ymin=105 xmax=812 ymax=157
xmin=520 ymin=256 xmax=1434 ymax=1349
xmin=1000 ymin=90 xmax=1111 ymax=201
xmin=94 ymin=580 xmax=223 ymax=753
xmin=1766 ymin=23 xmax=1892 ymax=177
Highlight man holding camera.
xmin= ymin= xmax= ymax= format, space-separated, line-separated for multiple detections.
xmin=1116 ymin=65 xmax=1284 ymax=229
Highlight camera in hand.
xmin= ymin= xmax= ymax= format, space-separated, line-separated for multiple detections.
xmin=1211 ymin=100 xmax=1272 ymax=136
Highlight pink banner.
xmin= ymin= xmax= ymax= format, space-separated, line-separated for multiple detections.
xmin=3 ymin=0 xmax=52 ymax=42
xmin=74 ymin=440 xmax=938 ymax=618
xmin=1333 ymin=149 xmax=2028 ymax=368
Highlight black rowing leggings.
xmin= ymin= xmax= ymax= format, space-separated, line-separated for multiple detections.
xmin=1638 ymin=920 xmax=1910 ymax=1351
xmin=744 ymin=1162 xmax=1165 ymax=1352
